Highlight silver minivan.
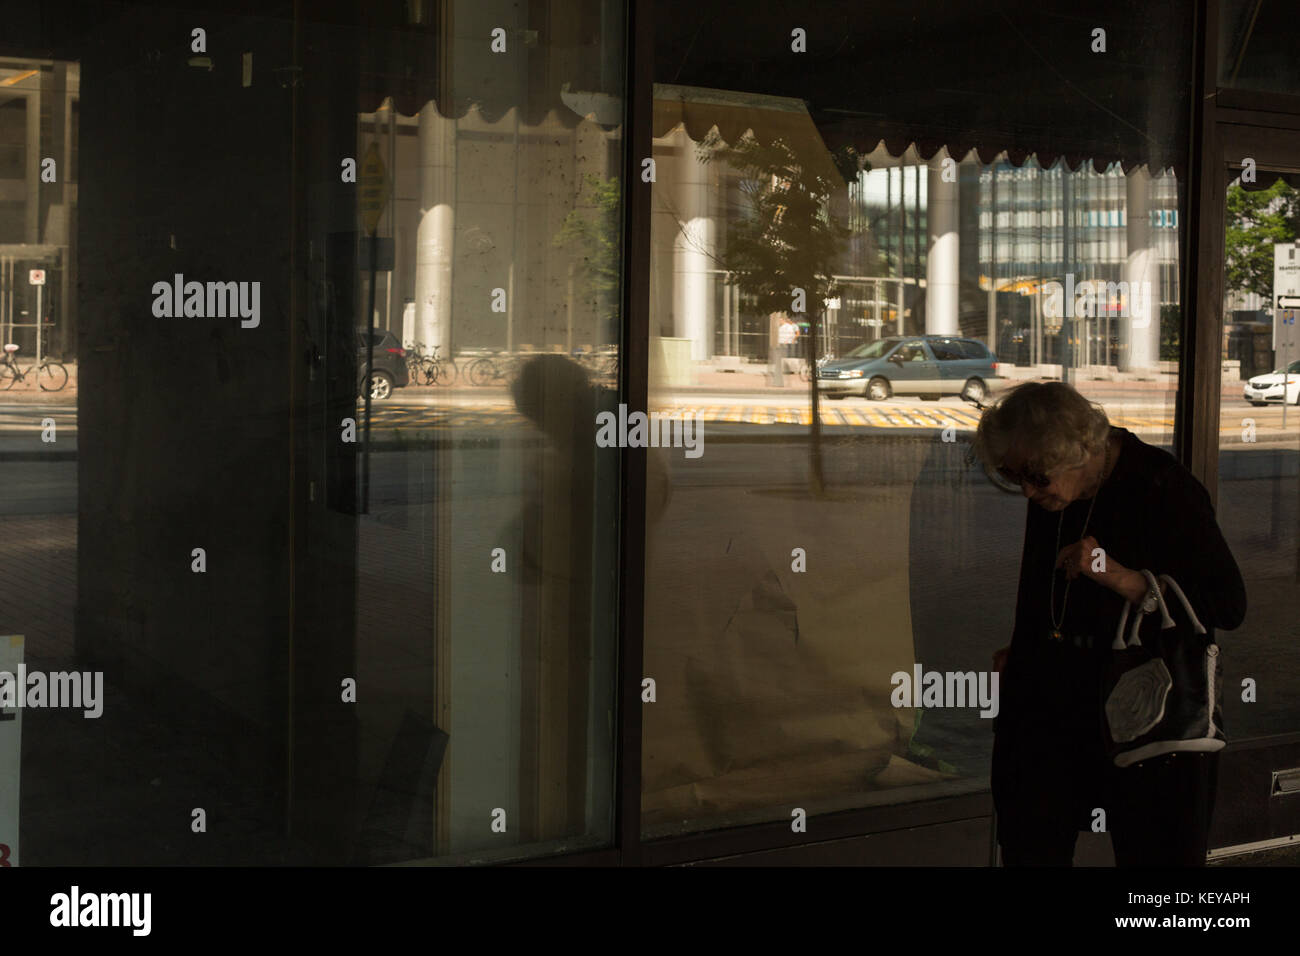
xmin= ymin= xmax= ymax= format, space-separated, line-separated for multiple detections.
xmin=817 ymin=335 xmax=1002 ymax=402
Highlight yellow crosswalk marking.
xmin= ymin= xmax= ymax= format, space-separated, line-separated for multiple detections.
xmin=860 ymin=406 xmax=887 ymax=427
xmin=360 ymin=401 xmax=1300 ymax=435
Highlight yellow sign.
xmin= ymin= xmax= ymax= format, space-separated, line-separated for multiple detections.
xmin=359 ymin=142 xmax=389 ymax=236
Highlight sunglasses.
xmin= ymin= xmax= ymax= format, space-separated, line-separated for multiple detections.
xmin=996 ymin=464 xmax=1053 ymax=489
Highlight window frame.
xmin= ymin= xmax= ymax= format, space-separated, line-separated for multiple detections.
xmin=520 ymin=0 xmax=1300 ymax=868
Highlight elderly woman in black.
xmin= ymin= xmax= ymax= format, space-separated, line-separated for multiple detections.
xmin=975 ymin=382 xmax=1245 ymax=866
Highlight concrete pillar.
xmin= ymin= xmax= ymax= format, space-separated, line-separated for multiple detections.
xmin=672 ymin=127 xmax=715 ymax=361
xmin=987 ymin=165 xmax=997 ymax=352
xmin=1121 ymin=166 xmax=1159 ymax=373
xmin=415 ymin=103 xmax=455 ymax=354
xmin=926 ymin=152 xmax=959 ymax=335
xmin=25 ymin=85 xmax=41 ymax=243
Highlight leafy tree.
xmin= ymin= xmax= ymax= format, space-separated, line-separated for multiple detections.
xmin=553 ymin=173 xmax=623 ymax=332
xmin=701 ymin=133 xmax=852 ymax=495
xmin=1225 ymin=179 xmax=1299 ymax=304
xmin=1160 ymin=304 xmax=1180 ymax=362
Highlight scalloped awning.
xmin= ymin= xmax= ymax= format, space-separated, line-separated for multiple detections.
xmin=652 ymin=81 xmax=1181 ymax=176
xmin=653 ymin=0 xmax=1193 ymax=176
xmin=353 ymin=0 xmax=1191 ymax=175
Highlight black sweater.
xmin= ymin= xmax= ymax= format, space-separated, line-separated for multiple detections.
xmin=1001 ymin=427 xmax=1247 ymax=739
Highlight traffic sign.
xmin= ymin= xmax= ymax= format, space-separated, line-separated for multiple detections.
xmin=359 ymin=142 xmax=389 ymax=236
xmin=1275 ymin=244 xmax=1300 ymax=370
xmin=28 ymin=269 xmax=44 ymax=286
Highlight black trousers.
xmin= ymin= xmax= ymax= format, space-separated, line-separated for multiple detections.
xmin=994 ymin=731 xmax=1219 ymax=866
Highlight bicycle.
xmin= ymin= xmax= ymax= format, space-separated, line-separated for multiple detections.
xmin=426 ymin=344 xmax=459 ymax=386
xmin=404 ymin=342 xmax=433 ymax=384
xmin=465 ymin=350 xmax=524 ymax=387
xmin=572 ymin=345 xmax=619 ymax=383
xmin=0 ymin=344 xmax=68 ymax=391
xmin=404 ymin=342 xmax=459 ymax=386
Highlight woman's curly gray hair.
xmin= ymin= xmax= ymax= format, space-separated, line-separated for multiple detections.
xmin=972 ymin=381 xmax=1111 ymax=476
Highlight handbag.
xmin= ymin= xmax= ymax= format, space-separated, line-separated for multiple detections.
xmin=1102 ymin=569 xmax=1225 ymax=768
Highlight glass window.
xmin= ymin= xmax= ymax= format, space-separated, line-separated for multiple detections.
xmin=645 ymin=82 xmax=1189 ymax=840
xmin=1219 ymin=0 xmax=1300 ymax=95
xmin=0 ymin=59 xmax=77 ymax=870
xmin=846 ymin=339 xmax=897 ymax=359
xmin=6 ymin=1 xmax=624 ymax=866
xmin=1216 ymin=166 xmax=1300 ymax=740
xmin=929 ymin=340 xmax=964 ymax=361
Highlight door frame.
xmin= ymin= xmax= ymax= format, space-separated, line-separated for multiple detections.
xmin=1188 ymin=1 xmax=1300 ymax=850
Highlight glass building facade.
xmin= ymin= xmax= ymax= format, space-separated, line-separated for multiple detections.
xmin=0 ymin=0 xmax=1297 ymax=869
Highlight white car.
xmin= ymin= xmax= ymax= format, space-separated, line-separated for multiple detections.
xmin=1244 ymin=360 xmax=1300 ymax=406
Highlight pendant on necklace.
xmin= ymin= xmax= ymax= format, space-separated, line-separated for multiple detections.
xmin=1049 ymin=629 xmax=1063 ymax=641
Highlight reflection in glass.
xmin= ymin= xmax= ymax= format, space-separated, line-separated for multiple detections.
xmin=643 ymin=92 xmax=1185 ymax=837
xmin=1215 ymin=170 xmax=1300 ymax=741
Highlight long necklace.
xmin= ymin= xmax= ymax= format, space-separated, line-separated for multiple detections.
xmin=1048 ymin=436 xmax=1113 ymax=641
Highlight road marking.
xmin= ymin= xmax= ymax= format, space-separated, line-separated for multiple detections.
xmin=356 ymin=401 xmax=1300 ymax=435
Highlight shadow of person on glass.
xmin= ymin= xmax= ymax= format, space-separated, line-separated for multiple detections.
xmin=510 ymin=356 xmax=595 ymax=608
xmin=507 ymin=354 xmax=670 ymax=838
xmin=510 ymin=354 xmax=671 ymax=567
xmin=975 ymin=381 xmax=1245 ymax=867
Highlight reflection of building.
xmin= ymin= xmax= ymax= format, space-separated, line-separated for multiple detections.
xmin=977 ymin=161 xmax=1178 ymax=371
xmin=358 ymin=99 xmax=622 ymax=358
xmin=0 ymin=62 xmax=78 ymax=360
xmin=650 ymin=86 xmax=1179 ymax=373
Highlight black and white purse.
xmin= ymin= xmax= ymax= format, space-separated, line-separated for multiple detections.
xmin=1102 ymin=569 xmax=1226 ymax=768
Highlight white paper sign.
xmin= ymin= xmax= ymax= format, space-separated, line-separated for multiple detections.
xmin=0 ymin=635 xmax=22 ymax=867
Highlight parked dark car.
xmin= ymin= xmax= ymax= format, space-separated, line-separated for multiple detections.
xmin=357 ymin=327 xmax=410 ymax=400
xmin=817 ymin=334 xmax=1003 ymax=402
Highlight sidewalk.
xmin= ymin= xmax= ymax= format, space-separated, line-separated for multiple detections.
xmin=0 ymin=359 xmax=78 ymax=404
xmin=662 ymin=363 xmax=1241 ymax=398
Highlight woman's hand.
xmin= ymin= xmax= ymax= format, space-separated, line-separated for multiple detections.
xmin=1055 ymin=535 xmax=1105 ymax=581
xmin=1055 ymin=536 xmax=1153 ymax=604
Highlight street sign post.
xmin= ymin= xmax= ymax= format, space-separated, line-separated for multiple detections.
xmin=28 ymin=270 xmax=44 ymax=369
xmin=359 ymin=142 xmax=389 ymax=238
xmin=1273 ymin=244 xmax=1300 ymax=426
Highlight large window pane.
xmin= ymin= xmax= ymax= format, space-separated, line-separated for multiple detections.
xmin=6 ymin=1 xmax=623 ymax=866
xmin=643 ymin=0 xmax=1192 ymax=835
xmin=1216 ymin=166 xmax=1300 ymax=740
xmin=0 ymin=59 xmax=77 ymax=870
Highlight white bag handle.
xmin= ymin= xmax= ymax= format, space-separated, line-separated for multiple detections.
xmin=1112 ymin=570 xmax=1206 ymax=650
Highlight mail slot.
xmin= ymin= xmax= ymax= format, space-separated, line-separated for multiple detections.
xmin=1271 ymin=768 xmax=1300 ymax=797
